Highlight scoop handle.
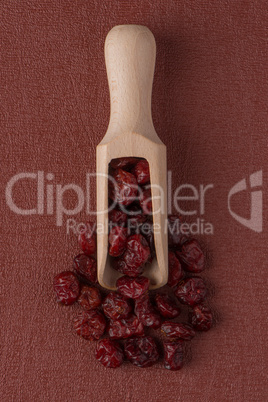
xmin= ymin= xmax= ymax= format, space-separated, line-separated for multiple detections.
xmin=104 ymin=25 xmax=156 ymax=137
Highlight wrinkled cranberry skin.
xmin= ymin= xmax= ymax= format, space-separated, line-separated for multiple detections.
xmin=74 ymin=310 xmax=106 ymax=341
xmin=168 ymin=215 xmax=188 ymax=248
xmin=175 ymin=277 xmax=207 ymax=306
xmin=163 ymin=341 xmax=184 ymax=371
xmin=53 ymin=271 xmax=80 ymax=305
xmin=161 ymin=322 xmax=195 ymax=341
xmin=176 ymin=239 xmax=205 ymax=273
xmin=140 ymin=221 xmax=155 ymax=253
xmin=110 ymin=157 xmax=139 ymax=170
xmin=189 ymin=304 xmax=213 ymax=331
xmin=95 ymin=339 xmax=124 ymax=368
xmin=139 ymin=188 xmax=152 ymax=215
xmin=127 ymin=205 xmax=147 ymax=228
xmin=78 ymin=222 xmax=96 ymax=256
xmin=135 ymin=293 xmax=161 ymax=329
xmin=78 ymin=286 xmax=102 ymax=311
xmin=112 ymin=257 xmax=144 ymax=277
xmin=168 ymin=251 xmax=183 ymax=288
xmin=124 ymin=336 xmax=159 ymax=368
xmin=155 ymin=293 xmax=181 ymax=319
xmin=114 ymin=234 xmax=150 ymax=277
xmin=116 ymin=276 xmax=150 ymax=299
xmin=108 ymin=226 xmax=128 ymax=257
xmin=73 ymin=254 xmax=97 ymax=284
xmin=109 ymin=209 xmax=127 ymax=225
xmin=109 ymin=315 xmax=144 ymax=339
xmin=119 ymin=254 xmax=144 ymax=277
xmin=125 ymin=234 xmax=151 ymax=271
xmin=132 ymin=159 xmax=150 ymax=185
xmin=109 ymin=168 xmax=138 ymax=206
xmin=102 ymin=292 xmax=132 ymax=320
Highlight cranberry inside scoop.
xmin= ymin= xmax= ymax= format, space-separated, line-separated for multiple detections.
xmin=109 ymin=168 xmax=138 ymax=206
xmin=139 ymin=188 xmax=152 ymax=215
xmin=109 ymin=157 xmax=139 ymax=170
xmin=108 ymin=226 xmax=128 ymax=257
xmin=140 ymin=221 xmax=155 ymax=253
xmin=116 ymin=276 xmax=150 ymax=299
xmin=132 ymin=159 xmax=150 ymax=185
xmin=113 ymin=234 xmax=151 ymax=277
xmin=127 ymin=205 xmax=147 ymax=228
xmin=109 ymin=208 xmax=128 ymax=225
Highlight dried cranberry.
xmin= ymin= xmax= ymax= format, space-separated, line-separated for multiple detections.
xmin=161 ymin=322 xmax=195 ymax=341
xmin=78 ymin=286 xmax=102 ymax=311
xmin=140 ymin=221 xmax=155 ymax=253
xmin=189 ymin=304 xmax=213 ymax=331
xmin=139 ymin=188 xmax=152 ymax=215
xmin=108 ymin=226 xmax=128 ymax=257
xmin=112 ymin=257 xmax=132 ymax=275
xmin=126 ymin=234 xmax=151 ymax=268
xmin=114 ymin=234 xmax=150 ymax=277
xmin=109 ymin=157 xmax=139 ymax=170
xmin=108 ymin=315 xmax=144 ymax=339
xmin=175 ymin=277 xmax=207 ymax=306
xmin=102 ymin=292 xmax=132 ymax=320
xmin=163 ymin=341 xmax=184 ymax=370
xmin=95 ymin=338 xmax=124 ymax=368
xmin=176 ymin=239 xmax=205 ymax=273
xmin=109 ymin=168 xmax=138 ymax=206
xmin=155 ymin=293 xmax=180 ymax=319
xmin=132 ymin=159 xmax=150 ymax=185
xmin=135 ymin=293 xmax=161 ymax=329
xmin=73 ymin=253 xmax=97 ymax=284
xmin=121 ymin=251 xmax=145 ymax=277
xmin=109 ymin=208 xmax=127 ymax=225
xmin=74 ymin=310 xmax=106 ymax=341
xmin=124 ymin=336 xmax=159 ymax=368
xmin=53 ymin=271 xmax=80 ymax=305
xmin=168 ymin=215 xmax=188 ymax=248
xmin=168 ymin=251 xmax=183 ymax=288
xmin=78 ymin=222 xmax=96 ymax=256
xmin=116 ymin=276 xmax=150 ymax=299
xmin=127 ymin=205 xmax=147 ymax=228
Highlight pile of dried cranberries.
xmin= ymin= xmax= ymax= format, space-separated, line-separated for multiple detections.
xmin=53 ymin=157 xmax=213 ymax=370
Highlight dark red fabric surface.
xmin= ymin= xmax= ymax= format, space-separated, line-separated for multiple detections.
xmin=1 ymin=1 xmax=267 ymax=401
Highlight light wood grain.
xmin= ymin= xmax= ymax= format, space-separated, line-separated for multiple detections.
xmin=96 ymin=25 xmax=168 ymax=290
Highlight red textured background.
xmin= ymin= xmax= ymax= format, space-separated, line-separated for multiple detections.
xmin=1 ymin=1 xmax=267 ymax=401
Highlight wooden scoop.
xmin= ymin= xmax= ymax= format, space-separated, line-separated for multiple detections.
xmin=96 ymin=24 xmax=168 ymax=290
